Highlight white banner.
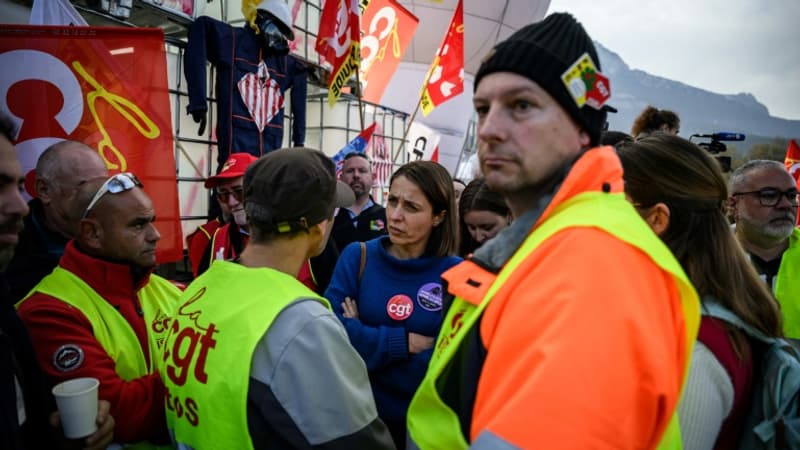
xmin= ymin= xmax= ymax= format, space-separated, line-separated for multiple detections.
xmin=30 ymin=0 xmax=88 ymax=26
xmin=406 ymin=122 xmax=441 ymax=162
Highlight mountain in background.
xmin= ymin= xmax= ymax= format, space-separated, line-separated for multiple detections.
xmin=596 ymin=42 xmax=799 ymax=155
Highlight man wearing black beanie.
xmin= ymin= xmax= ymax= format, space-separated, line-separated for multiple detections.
xmin=407 ymin=13 xmax=699 ymax=450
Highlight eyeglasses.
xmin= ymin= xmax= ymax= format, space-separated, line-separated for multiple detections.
xmin=732 ymin=188 xmax=799 ymax=207
xmin=82 ymin=172 xmax=143 ymax=218
xmin=216 ymin=186 xmax=244 ymax=203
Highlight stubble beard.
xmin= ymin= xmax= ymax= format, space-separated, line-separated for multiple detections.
xmin=739 ymin=209 xmax=795 ymax=243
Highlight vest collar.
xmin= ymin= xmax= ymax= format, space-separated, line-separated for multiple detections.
xmin=472 ymin=146 xmax=622 ymax=272
xmin=61 ymin=240 xmax=154 ymax=300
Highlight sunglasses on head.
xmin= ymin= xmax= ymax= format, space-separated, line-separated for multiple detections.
xmin=82 ymin=172 xmax=143 ymax=219
xmin=216 ymin=186 xmax=244 ymax=203
xmin=732 ymin=188 xmax=799 ymax=207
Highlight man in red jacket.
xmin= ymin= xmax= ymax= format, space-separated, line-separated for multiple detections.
xmin=18 ymin=172 xmax=181 ymax=447
xmin=186 ymin=152 xmax=257 ymax=277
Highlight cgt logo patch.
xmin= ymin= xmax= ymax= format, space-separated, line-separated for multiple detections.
xmin=52 ymin=344 xmax=84 ymax=372
xmin=386 ymin=294 xmax=414 ymax=321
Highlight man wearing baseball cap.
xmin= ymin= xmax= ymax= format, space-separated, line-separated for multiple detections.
xmin=406 ymin=13 xmax=699 ymax=449
xmin=186 ymin=152 xmax=257 ymax=277
xmin=161 ymin=147 xmax=394 ymax=449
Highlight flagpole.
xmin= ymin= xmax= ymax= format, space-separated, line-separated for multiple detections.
xmin=396 ymin=98 xmax=421 ymax=163
xmin=395 ymin=63 xmax=434 ymax=162
xmin=355 ymin=68 xmax=365 ymax=131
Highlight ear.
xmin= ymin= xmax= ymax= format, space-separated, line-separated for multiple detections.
xmin=310 ymin=220 xmax=325 ymax=237
xmin=35 ymin=178 xmax=51 ymax=203
xmin=578 ymin=130 xmax=591 ymax=148
xmin=727 ymin=196 xmax=739 ymax=219
xmin=431 ymin=210 xmax=446 ymax=228
xmin=643 ymin=202 xmax=671 ymax=236
xmin=78 ymin=218 xmax=103 ymax=251
xmin=307 ymin=220 xmax=329 ymax=257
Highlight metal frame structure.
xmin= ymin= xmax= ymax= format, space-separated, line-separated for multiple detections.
xmin=54 ymin=0 xmax=409 ymax=275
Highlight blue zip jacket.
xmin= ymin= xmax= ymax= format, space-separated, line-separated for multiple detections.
xmin=324 ymin=236 xmax=461 ymax=422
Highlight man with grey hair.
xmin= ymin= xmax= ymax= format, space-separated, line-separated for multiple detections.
xmin=5 ymin=140 xmax=108 ymax=303
xmin=729 ymin=159 xmax=800 ymax=339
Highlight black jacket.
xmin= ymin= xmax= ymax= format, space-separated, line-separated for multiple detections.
xmin=331 ymin=203 xmax=387 ymax=253
xmin=1 ymin=275 xmax=57 ymax=449
xmin=5 ymin=198 xmax=67 ymax=306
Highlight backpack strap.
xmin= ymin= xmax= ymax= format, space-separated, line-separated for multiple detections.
xmin=358 ymin=242 xmax=367 ymax=283
xmin=702 ymin=296 xmax=775 ymax=345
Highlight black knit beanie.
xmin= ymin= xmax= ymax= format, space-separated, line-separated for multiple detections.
xmin=474 ymin=13 xmax=608 ymax=146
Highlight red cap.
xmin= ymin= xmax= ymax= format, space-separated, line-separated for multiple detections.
xmin=204 ymin=153 xmax=259 ymax=188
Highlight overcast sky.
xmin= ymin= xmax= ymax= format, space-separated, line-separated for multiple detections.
xmin=547 ymin=0 xmax=800 ymax=120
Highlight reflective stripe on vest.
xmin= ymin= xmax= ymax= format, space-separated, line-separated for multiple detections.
xmin=407 ymin=191 xmax=700 ymax=450
xmin=776 ymin=228 xmax=800 ymax=339
xmin=18 ymin=266 xmax=179 ymax=450
xmin=161 ymin=260 xmax=331 ymax=450
xmin=210 ymin=225 xmax=232 ymax=262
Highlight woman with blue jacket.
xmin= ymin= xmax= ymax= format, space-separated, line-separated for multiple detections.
xmin=325 ymin=161 xmax=461 ymax=449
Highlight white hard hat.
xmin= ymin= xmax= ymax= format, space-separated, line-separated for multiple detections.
xmin=257 ymin=0 xmax=294 ymax=40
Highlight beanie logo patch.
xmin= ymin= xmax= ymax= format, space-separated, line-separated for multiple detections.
xmin=561 ymin=52 xmax=610 ymax=110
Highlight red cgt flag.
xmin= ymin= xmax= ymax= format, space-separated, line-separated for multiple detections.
xmin=359 ymin=0 xmax=419 ymax=103
xmin=316 ymin=0 xmax=361 ymax=105
xmin=0 ymin=25 xmax=183 ymax=262
xmin=785 ymin=139 xmax=800 ymax=225
xmin=420 ymin=0 xmax=464 ymax=117
xmin=785 ymin=139 xmax=800 ymax=179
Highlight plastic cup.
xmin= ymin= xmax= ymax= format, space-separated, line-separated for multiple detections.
xmin=51 ymin=377 xmax=99 ymax=439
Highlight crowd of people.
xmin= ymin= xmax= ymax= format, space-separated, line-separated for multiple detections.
xmin=2 ymin=10 xmax=798 ymax=450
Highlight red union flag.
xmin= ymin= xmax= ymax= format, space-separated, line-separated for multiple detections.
xmin=0 ymin=25 xmax=183 ymax=262
xmin=420 ymin=0 xmax=464 ymax=117
xmin=359 ymin=0 xmax=418 ymax=103
xmin=785 ymin=139 xmax=800 ymax=178
xmin=786 ymin=139 xmax=800 ymax=225
xmin=316 ymin=0 xmax=361 ymax=105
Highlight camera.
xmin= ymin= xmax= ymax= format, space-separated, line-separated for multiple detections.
xmin=689 ymin=132 xmax=745 ymax=173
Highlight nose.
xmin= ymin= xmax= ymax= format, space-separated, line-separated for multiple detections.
xmin=388 ymin=205 xmax=403 ymax=221
xmin=12 ymin=188 xmax=29 ymax=217
xmin=2 ymin=186 xmax=30 ymax=219
xmin=226 ymin=194 xmax=240 ymax=207
xmin=477 ymin=105 xmax=506 ymax=144
xmin=147 ymin=222 xmax=161 ymax=242
xmin=776 ymin=192 xmax=797 ymax=209
xmin=475 ymin=230 xmax=487 ymax=244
